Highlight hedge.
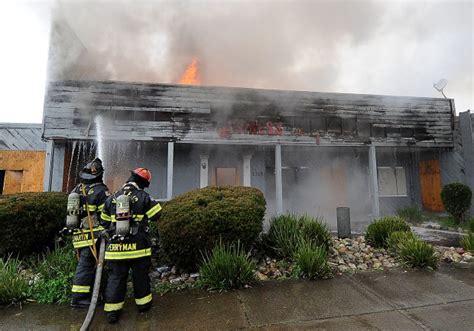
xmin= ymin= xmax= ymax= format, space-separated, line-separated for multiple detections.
xmin=0 ymin=192 xmax=67 ymax=257
xmin=158 ymin=186 xmax=266 ymax=271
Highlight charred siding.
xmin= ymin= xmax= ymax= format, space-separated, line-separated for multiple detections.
xmin=43 ymin=80 xmax=454 ymax=147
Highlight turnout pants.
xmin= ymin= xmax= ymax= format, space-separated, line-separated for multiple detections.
xmin=104 ymin=257 xmax=152 ymax=314
xmin=71 ymin=242 xmax=100 ymax=300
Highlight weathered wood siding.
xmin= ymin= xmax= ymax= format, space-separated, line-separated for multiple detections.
xmin=43 ymin=80 xmax=454 ymax=147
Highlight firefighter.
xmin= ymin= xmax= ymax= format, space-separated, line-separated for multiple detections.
xmin=65 ymin=158 xmax=110 ymax=308
xmin=100 ymin=167 xmax=162 ymax=323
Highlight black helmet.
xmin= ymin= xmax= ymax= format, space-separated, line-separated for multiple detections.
xmin=79 ymin=158 xmax=104 ymax=181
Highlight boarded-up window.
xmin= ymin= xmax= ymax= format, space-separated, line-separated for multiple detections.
xmin=4 ymin=170 xmax=24 ymax=194
xmin=378 ymin=167 xmax=407 ymax=196
xmin=216 ymin=167 xmax=237 ymax=186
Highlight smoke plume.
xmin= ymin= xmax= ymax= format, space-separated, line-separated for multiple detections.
xmin=47 ymin=0 xmax=473 ymax=112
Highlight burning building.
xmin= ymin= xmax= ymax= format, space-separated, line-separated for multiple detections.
xmin=41 ymin=79 xmax=474 ymax=230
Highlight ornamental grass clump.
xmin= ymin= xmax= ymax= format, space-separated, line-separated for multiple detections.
xmin=440 ymin=183 xmax=472 ymax=223
xmin=199 ymin=240 xmax=256 ymax=291
xmin=387 ymin=231 xmax=417 ymax=251
xmin=366 ymin=216 xmax=411 ymax=248
xmin=386 ymin=230 xmax=438 ymax=269
xmin=266 ymin=214 xmax=301 ymax=258
xmin=293 ymin=240 xmax=330 ymax=280
xmin=0 ymin=256 xmax=30 ymax=305
xmin=299 ymin=215 xmax=332 ymax=252
xmin=398 ymin=239 xmax=438 ymax=269
xmin=266 ymin=213 xmax=330 ymax=258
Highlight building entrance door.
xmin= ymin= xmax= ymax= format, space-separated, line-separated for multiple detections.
xmin=419 ymin=159 xmax=444 ymax=212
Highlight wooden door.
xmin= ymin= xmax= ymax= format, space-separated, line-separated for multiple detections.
xmin=419 ymin=160 xmax=444 ymax=212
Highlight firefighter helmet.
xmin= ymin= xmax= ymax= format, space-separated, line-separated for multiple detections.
xmin=131 ymin=167 xmax=152 ymax=183
xmin=79 ymin=158 xmax=104 ymax=180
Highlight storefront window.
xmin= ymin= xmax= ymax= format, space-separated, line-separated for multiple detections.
xmin=378 ymin=166 xmax=407 ymax=196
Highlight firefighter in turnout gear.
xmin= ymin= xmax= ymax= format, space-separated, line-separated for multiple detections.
xmin=100 ymin=167 xmax=162 ymax=323
xmin=66 ymin=158 xmax=110 ymax=308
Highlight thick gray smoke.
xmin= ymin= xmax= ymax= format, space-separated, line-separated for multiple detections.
xmin=48 ymin=0 xmax=473 ymax=112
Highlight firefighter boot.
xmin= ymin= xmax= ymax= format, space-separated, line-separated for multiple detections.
xmin=71 ymin=298 xmax=91 ymax=309
xmin=137 ymin=301 xmax=152 ymax=313
xmin=106 ymin=311 xmax=121 ymax=324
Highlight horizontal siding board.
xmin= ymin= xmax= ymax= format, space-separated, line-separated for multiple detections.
xmin=43 ymin=80 xmax=454 ymax=147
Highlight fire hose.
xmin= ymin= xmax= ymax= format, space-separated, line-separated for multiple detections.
xmin=80 ymin=238 xmax=106 ymax=331
xmin=79 ymin=183 xmax=103 ymax=330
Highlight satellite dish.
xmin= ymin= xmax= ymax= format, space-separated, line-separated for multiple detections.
xmin=433 ymin=78 xmax=448 ymax=98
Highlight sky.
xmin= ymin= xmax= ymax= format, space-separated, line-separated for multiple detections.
xmin=0 ymin=0 xmax=473 ymax=124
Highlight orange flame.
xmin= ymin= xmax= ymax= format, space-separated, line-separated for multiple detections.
xmin=178 ymin=58 xmax=201 ymax=85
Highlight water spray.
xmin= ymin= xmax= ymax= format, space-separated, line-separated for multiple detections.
xmin=94 ymin=114 xmax=105 ymax=162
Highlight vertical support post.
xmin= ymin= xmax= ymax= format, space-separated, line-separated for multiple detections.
xmin=243 ymin=154 xmax=252 ymax=187
xmin=459 ymin=110 xmax=474 ymax=214
xmin=369 ymin=143 xmax=380 ymax=219
xmin=43 ymin=141 xmax=65 ymax=192
xmin=200 ymin=154 xmax=209 ymax=188
xmin=275 ymin=144 xmax=283 ymax=215
xmin=167 ymin=141 xmax=174 ymax=200
xmin=43 ymin=140 xmax=54 ymax=192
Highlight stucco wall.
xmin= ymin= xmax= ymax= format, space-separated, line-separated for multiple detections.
xmin=0 ymin=150 xmax=45 ymax=193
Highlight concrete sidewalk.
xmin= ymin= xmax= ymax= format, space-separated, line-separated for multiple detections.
xmin=1 ymin=263 xmax=473 ymax=330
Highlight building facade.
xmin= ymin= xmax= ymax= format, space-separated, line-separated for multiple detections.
xmin=42 ymin=80 xmax=473 ymax=230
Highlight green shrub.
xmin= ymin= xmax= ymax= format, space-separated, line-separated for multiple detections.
xmin=293 ymin=240 xmax=331 ymax=280
xmin=398 ymin=239 xmax=438 ymax=269
xmin=199 ymin=240 xmax=256 ymax=290
xmin=159 ymin=186 xmax=265 ymax=271
xmin=441 ymin=183 xmax=472 ymax=223
xmin=30 ymin=244 xmax=77 ymax=304
xmin=461 ymin=232 xmax=474 ymax=252
xmin=387 ymin=231 xmax=417 ymax=251
xmin=266 ymin=214 xmax=331 ymax=258
xmin=266 ymin=214 xmax=301 ymax=258
xmin=299 ymin=215 xmax=332 ymax=252
xmin=0 ymin=192 xmax=67 ymax=257
xmin=0 ymin=256 xmax=30 ymax=305
xmin=397 ymin=205 xmax=424 ymax=224
xmin=366 ymin=216 xmax=411 ymax=248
